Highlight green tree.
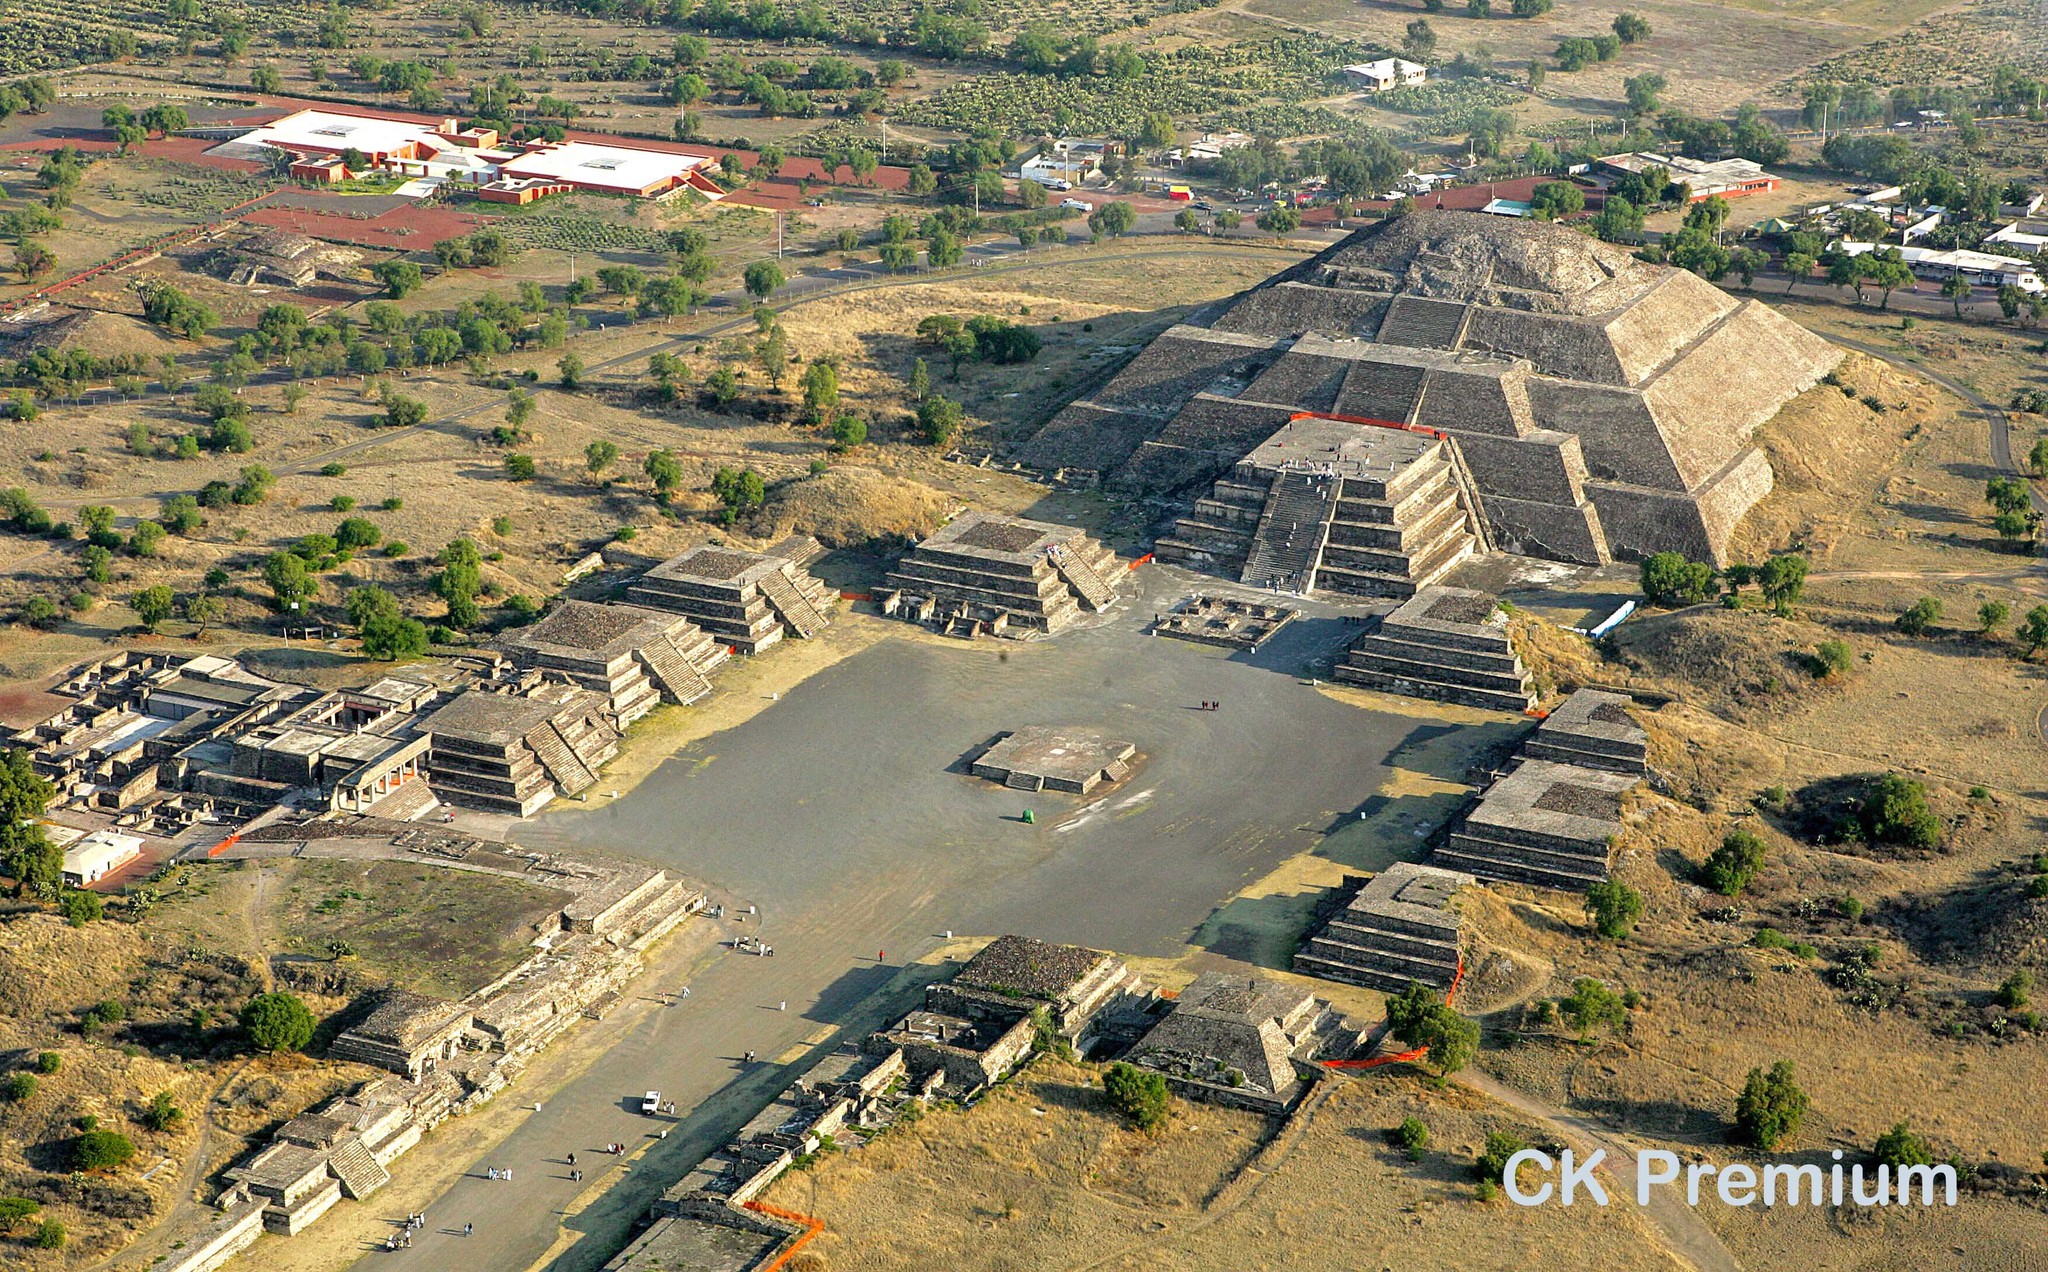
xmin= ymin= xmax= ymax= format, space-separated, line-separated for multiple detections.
xmin=1733 ymin=1060 xmax=1808 ymax=1150
xmin=1639 ymin=551 xmax=1716 ymax=605
xmin=1783 ymin=251 xmax=1816 ymax=291
xmin=917 ymin=395 xmax=964 ymax=446
xmin=909 ymin=358 xmax=930 ymax=403
xmin=585 ymin=440 xmax=619 ymax=474
xmin=802 ymin=359 xmax=840 ymax=424
xmin=372 ymin=260 xmax=422 ymax=299
xmin=504 ymin=453 xmax=537 ymax=482
xmin=557 ymin=353 xmax=584 ymax=390
xmin=1756 ymin=553 xmax=1808 ymax=616
xmin=263 ymin=552 xmax=314 ymax=610
xmin=1528 ymin=181 xmax=1584 ymax=221
xmin=129 ymin=585 xmax=175 ymax=634
xmin=240 ymin=992 xmax=315 ymax=1053
xmin=1812 ymin=638 xmax=1853 ymax=678
xmin=644 ymin=449 xmax=684 ymax=501
xmin=1612 ymin=11 xmax=1650 ymax=41
xmin=1701 ymin=828 xmax=1767 ymax=895
xmin=1089 ymin=201 xmax=1137 ymax=238
xmin=1586 ymin=879 xmax=1644 ymax=940
xmin=0 ymin=1197 xmax=39 ymax=1235
xmin=1994 ymin=969 xmax=2032 ymax=1010
xmin=139 ymin=1091 xmax=184 ymax=1132
xmin=2021 ymin=604 xmax=2048 ymax=656
xmin=0 ymin=1073 xmax=34 ymax=1102
xmin=1941 ymin=273 xmax=1972 ymax=317
xmin=1979 ymin=600 xmax=2011 ymax=635
xmin=360 ymin=612 xmax=429 ymax=660
xmin=743 ymin=260 xmax=785 ymax=299
xmin=1101 ymin=1061 xmax=1170 ymax=1130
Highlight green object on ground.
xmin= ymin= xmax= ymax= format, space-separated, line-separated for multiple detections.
xmin=1021 ymin=809 xmax=1035 ymax=824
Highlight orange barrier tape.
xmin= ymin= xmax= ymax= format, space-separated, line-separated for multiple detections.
xmin=1320 ymin=958 xmax=1464 ymax=1071
xmin=839 ymin=591 xmax=873 ymax=601
xmin=744 ymin=1201 xmax=824 ymax=1272
xmin=206 ymin=833 xmax=242 ymax=858
xmin=1129 ymin=553 xmax=1154 ymax=569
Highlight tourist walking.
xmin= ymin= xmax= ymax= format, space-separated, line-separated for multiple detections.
xmin=464 ymin=1222 xmax=473 ymax=1237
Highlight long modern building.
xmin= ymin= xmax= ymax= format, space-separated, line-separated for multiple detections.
xmin=210 ymin=108 xmax=725 ymax=201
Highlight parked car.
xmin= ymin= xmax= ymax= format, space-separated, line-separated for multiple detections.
xmin=641 ymin=1091 xmax=662 ymax=1114
xmin=1192 ymin=200 xmax=1214 ymax=211
xmin=1029 ymin=175 xmax=1074 ymax=191
xmin=1061 ymin=197 xmax=1094 ymax=212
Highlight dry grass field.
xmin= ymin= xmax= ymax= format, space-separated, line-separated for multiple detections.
xmin=765 ymin=1056 xmax=1683 ymax=1272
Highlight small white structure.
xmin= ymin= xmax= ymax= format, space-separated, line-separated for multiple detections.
xmin=62 ymin=830 xmax=143 ymax=887
xmin=1987 ymin=219 xmax=2048 ymax=254
xmin=1343 ymin=59 xmax=1428 ymax=93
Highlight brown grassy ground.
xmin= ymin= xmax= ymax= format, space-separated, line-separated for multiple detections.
xmin=146 ymin=856 xmax=571 ymax=999
xmin=766 ymin=1055 xmax=1683 ymax=1272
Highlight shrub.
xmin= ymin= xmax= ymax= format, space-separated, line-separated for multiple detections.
xmin=1101 ymin=1061 xmax=1170 ymax=1130
xmin=1585 ymin=879 xmax=1643 ymax=940
xmin=1811 ymin=639 xmax=1853 ymax=678
xmin=57 ymin=889 xmax=102 ymax=927
xmin=1894 ymin=597 xmax=1941 ymax=636
xmin=32 ymin=1219 xmax=64 ymax=1249
xmin=0 ymin=1073 xmax=35 ymax=1102
xmin=1733 ymin=1060 xmax=1807 ymax=1149
xmin=71 ymin=1129 xmax=136 ymax=1173
xmin=1860 ymin=773 xmax=1942 ymax=850
xmin=240 ymin=992 xmax=315 ymax=1053
xmin=1995 ymin=970 xmax=2033 ymax=1009
xmin=1702 ymin=828 xmax=1767 ymax=895
xmin=1558 ymin=977 xmax=1626 ymax=1039
xmin=1390 ymin=1116 xmax=1429 ymax=1160
xmin=1751 ymin=926 xmax=1788 ymax=949
xmin=139 ymin=1091 xmax=184 ymax=1133
xmin=33 ymin=1052 xmax=59 ymax=1074
xmin=1474 ymin=1130 xmax=1526 ymax=1181
xmin=1873 ymin=1123 xmax=1935 ymax=1168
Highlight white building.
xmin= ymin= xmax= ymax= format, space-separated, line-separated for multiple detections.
xmin=1987 ymin=219 xmax=2048 ymax=253
xmin=62 ymin=830 xmax=143 ymax=887
xmin=1342 ymin=59 xmax=1427 ymax=93
xmin=1836 ymin=241 xmax=2045 ymax=293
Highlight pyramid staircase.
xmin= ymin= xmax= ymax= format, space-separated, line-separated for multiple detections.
xmin=638 ymin=636 xmax=713 ymax=705
xmin=1240 ymin=469 xmax=1337 ymax=592
xmin=529 ymin=721 xmax=597 ymax=795
xmin=757 ymin=569 xmax=828 ymax=639
xmin=1047 ymin=544 xmax=1117 ymax=611
xmin=326 ymin=1139 xmax=391 ymax=1200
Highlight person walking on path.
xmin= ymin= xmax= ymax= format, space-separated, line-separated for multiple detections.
xmin=464 ymin=1223 xmax=473 ymax=1237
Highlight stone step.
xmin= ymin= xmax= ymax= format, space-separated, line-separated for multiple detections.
xmin=1293 ymin=952 xmax=1458 ymax=993
xmin=1344 ymin=636 xmax=1529 ymax=681
xmin=326 ymin=1139 xmax=390 ymax=1200
xmin=528 ymin=721 xmax=598 ymax=795
xmin=1005 ymin=769 xmax=1044 ymax=791
xmin=1048 ymin=543 xmax=1118 ymax=611
xmin=638 ymin=635 xmax=714 ymax=705
xmin=1521 ymin=739 xmax=1647 ymax=774
xmin=1334 ymin=665 xmax=1535 ymax=713
xmin=757 ymin=569 xmax=829 ymax=639
xmin=1438 ymin=831 xmax=1610 ymax=890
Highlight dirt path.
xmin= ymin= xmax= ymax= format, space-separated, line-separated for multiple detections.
xmin=1459 ymin=1069 xmax=1741 ymax=1272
